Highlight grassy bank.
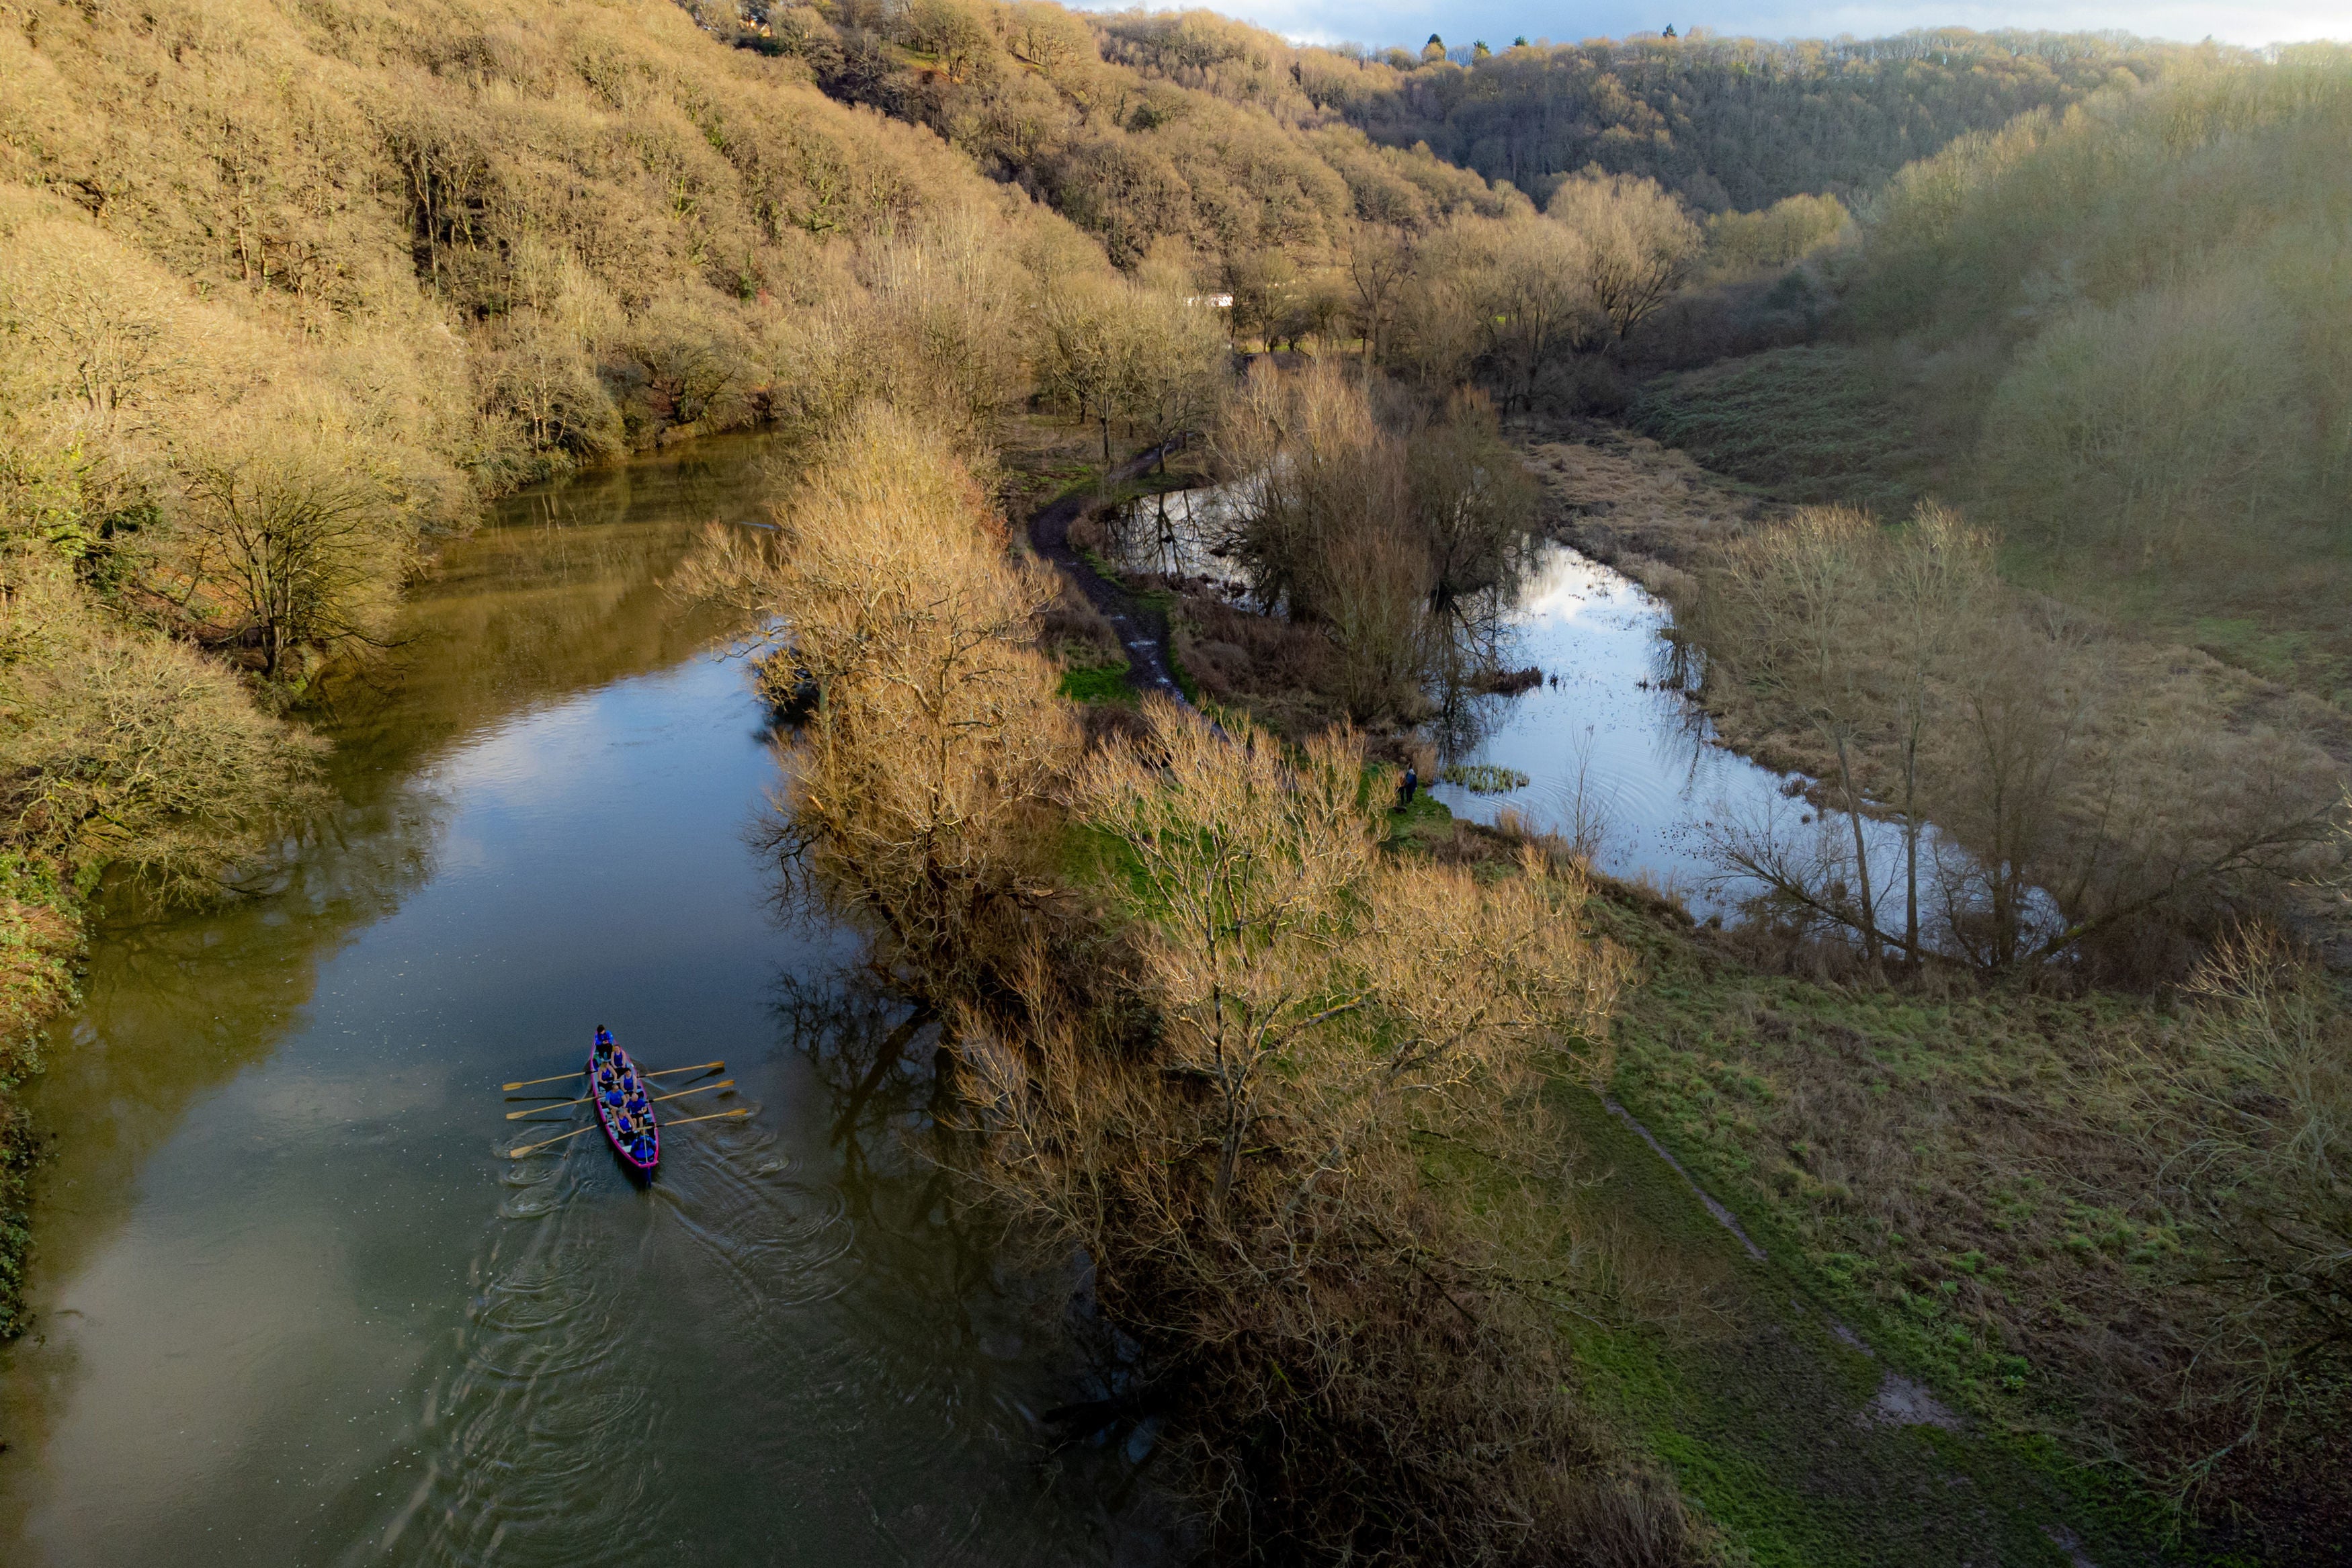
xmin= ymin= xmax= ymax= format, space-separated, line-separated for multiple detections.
xmin=1592 ymin=894 xmax=2351 ymax=1559
xmin=1034 ymin=412 xmax=2347 ymax=1555
xmin=1345 ymin=784 xmax=2352 ymax=1562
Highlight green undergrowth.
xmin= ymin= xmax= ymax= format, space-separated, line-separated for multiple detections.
xmin=1576 ymin=892 xmax=2263 ymax=1558
xmin=1165 ymin=642 xmax=1201 ymax=705
xmin=1056 ymin=662 xmax=1136 ymax=705
xmin=1128 ymin=586 xmax=1203 ymax=703
xmin=1550 ymin=1080 xmax=2146 ymax=1567
xmin=1381 ymin=788 xmax=1458 ymax=852
xmin=1554 ymin=888 xmax=2179 ymax=1565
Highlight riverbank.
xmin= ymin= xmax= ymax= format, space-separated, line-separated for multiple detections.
xmin=1 ymin=435 xmax=1165 ymax=1565
xmin=0 ymin=866 xmax=80 ymax=1340
xmin=1027 ymin=429 xmax=2350 ymax=1559
xmin=1512 ymin=414 xmax=2351 ymax=974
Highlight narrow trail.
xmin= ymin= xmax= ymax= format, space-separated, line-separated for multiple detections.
xmin=1025 ymin=443 xmax=1191 ymax=705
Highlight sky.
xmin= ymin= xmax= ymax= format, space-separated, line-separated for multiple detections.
xmin=1102 ymin=0 xmax=2347 ymax=50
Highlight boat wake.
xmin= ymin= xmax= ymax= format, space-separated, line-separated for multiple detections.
xmin=316 ymin=1042 xmax=1165 ymax=1568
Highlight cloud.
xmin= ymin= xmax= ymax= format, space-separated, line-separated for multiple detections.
xmin=1072 ymin=0 xmax=2345 ymax=50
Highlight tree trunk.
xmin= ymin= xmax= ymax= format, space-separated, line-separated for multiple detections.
xmin=1833 ymin=730 xmax=1881 ymax=965
xmin=1902 ymin=727 xmax=1921 ymax=964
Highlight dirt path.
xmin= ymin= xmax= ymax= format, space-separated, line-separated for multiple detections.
xmin=1025 ymin=445 xmax=1190 ymax=705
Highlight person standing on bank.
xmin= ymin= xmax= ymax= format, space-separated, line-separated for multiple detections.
xmin=1396 ymin=763 xmax=1418 ymax=810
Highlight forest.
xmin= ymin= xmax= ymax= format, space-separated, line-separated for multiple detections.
xmin=1 ymin=0 xmax=2347 ymax=1560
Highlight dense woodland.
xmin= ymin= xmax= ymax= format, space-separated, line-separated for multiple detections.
xmin=2 ymin=0 xmax=2349 ymax=1559
xmin=1639 ymin=53 xmax=2352 ymax=695
xmin=1325 ymin=28 xmax=2226 ymax=210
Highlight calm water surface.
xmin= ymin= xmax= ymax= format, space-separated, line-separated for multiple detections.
xmin=1430 ymin=546 xmax=2027 ymax=939
xmin=0 ymin=437 xmax=1163 ymax=1567
xmin=1424 ymin=544 xmax=1794 ymax=906
xmin=1105 ymin=491 xmax=1969 ymax=926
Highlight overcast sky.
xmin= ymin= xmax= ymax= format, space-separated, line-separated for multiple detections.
xmin=1107 ymin=1 xmax=2345 ymax=50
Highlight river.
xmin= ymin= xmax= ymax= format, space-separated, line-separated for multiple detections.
xmin=0 ymin=437 xmax=1167 ymax=1567
xmin=1421 ymin=543 xmax=1818 ymax=912
xmin=1107 ymin=490 xmax=2023 ymax=938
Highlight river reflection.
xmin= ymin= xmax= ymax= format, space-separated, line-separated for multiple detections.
xmin=0 ymin=439 xmax=1169 ymax=1567
xmin=1431 ymin=546 xmax=2053 ymax=948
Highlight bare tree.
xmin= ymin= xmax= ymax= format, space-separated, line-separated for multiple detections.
xmin=1345 ymin=221 xmax=1415 ymax=367
xmin=676 ymin=401 xmax=1074 ymax=994
xmin=1702 ymin=507 xmax=1888 ymax=963
xmin=1881 ymin=503 xmax=1990 ymax=959
xmin=171 ymin=429 xmax=406 ymax=680
xmin=1545 ymin=168 xmax=1702 ymax=341
xmin=0 ymin=553 xmax=324 ymax=898
xmin=1475 ymin=216 xmax=1600 ymax=410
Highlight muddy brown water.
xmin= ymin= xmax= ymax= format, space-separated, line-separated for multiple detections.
xmin=0 ymin=435 xmax=1169 ymax=1567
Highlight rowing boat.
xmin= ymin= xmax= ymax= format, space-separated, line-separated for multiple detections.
xmin=587 ymin=1036 xmax=661 ymax=1172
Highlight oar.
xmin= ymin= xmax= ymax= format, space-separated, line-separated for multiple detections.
xmin=509 ymin=1096 xmax=585 ymax=1120
xmin=649 ymin=1079 xmax=732 ymax=1107
xmin=660 ymin=1108 xmax=752 ymax=1132
xmin=509 ymin=1123 xmax=597 ymax=1158
xmin=501 ymin=1060 xmax=720 ymax=1096
xmin=508 ymin=1075 xmax=736 ymax=1120
xmin=501 ymin=1070 xmax=584 ymax=1092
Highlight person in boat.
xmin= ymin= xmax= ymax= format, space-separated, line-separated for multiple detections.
xmin=595 ymin=1025 xmax=614 ymax=1053
xmin=628 ymin=1090 xmax=649 ymax=1117
xmin=630 ymin=1135 xmax=654 ymax=1163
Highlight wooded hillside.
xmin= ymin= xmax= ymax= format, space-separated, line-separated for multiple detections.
xmin=1635 ymin=50 xmax=2352 ymax=699
xmin=1319 ymin=28 xmax=2224 ymax=210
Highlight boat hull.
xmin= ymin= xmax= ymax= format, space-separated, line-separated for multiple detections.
xmin=587 ymin=1041 xmax=661 ymax=1172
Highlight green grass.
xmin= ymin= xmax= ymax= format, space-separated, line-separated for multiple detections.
xmin=1056 ymin=662 xmax=1136 ymax=704
xmin=1126 ymin=586 xmax=1204 ymax=703
xmin=1165 ymin=640 xmax=1201 ymax=704
xmin=1560 ymin=888 xmax=2314 ymax=1558
xmin=1380 ymin=788 xmax=1457 ymax=852
xmin=1538 ymin=920 xmax=2179 ymax=1566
